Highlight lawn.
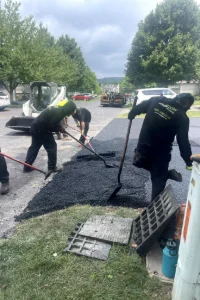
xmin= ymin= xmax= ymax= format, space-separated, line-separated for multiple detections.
xmin=0 ymin=205 xmax=171 ymax=300
xmin=194 ymin=100 xmax=200 ymax=106
xmin=118 ymin=109 xmax=200 ymax=119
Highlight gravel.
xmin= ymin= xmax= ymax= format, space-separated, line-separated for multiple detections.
xmin=17 ymin=118 xmax=200 ymax=220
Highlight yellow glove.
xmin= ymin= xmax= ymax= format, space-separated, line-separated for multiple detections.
xmin=76 ymin=123 xmax=80 ymax=128
xmin=81 ymin=130 xmax=84 ymax=135
xmin=186 ymin=166 xmax=192 ymax=171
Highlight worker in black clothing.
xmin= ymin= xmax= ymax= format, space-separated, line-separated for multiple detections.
xmin=24 ymin=100 xmax=76 ymax=172
xmin=128 ymin=93 xmax=194 ymax=201
xmin=72 ymin=107 xmax=91 ymax=144
xmin=0 ymin=151 xmax=9 ymax=195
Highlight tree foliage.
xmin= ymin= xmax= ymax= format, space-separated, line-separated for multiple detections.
xmin=120 ymin=76 xmax=135 ymax=93
xmin=57 ymin=35 xmax=100 ymax=93
xmin=0 ymin=0 xmax=100 ymax=102
xmin=126 ymin=0 xmax=200 ymax=87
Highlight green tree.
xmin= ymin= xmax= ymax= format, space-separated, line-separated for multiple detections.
xmin=57 ymin=35 xmax=101 ymax=93
xmin=126 ymin=0 xmax=200 ymax=87
xmin=0 ymin=0 xmax=66 ymax=102
xmin=57 ymin=35 xmax=87 ymax=89
xmin=120 ymin=76 xmax=135 ymax=93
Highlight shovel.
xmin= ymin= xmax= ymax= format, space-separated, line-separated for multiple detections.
xmin=0 ymin=152 xmax=52 ymax=180
xmin=107 ymin=120 xmax=132 ymax=200
xmin=64 ymin=130 xmax=114 ymax=168
xmin=66 ymin=124 xmax=95 ymax=151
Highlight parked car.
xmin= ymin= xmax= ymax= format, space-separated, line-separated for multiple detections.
xmin=83 ymin=93 xmax=93 ymax=99
xmin=72 ymin=94 xmax=90 ymax=101
xmin=0 ymin=91 xmax=10 ymax=110
xmin=136 ymin=88 xmax=176 ymax=103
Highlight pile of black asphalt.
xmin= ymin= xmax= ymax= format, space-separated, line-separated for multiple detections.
xmin=16 ymin=118 xmax=200 ymax=221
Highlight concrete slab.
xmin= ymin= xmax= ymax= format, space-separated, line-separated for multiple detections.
xmin=79 ymin=215 xmax=133 ymax=245
xmin=146 ymin=242 xmax=174 ymax=284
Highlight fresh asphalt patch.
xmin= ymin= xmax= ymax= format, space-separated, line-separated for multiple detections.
xmin=16 ymin=119 xmax=200 ymax=221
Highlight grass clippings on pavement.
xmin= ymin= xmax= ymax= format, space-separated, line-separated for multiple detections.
xmin=0 ymin=205 xmax=171 ymax=300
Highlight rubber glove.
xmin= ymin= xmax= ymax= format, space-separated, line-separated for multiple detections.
xmin=76 ymin=123 xmax=80 ymax=128
xmin=186 ymin=165 xmax=192 ymax=171
xmin=81 ymin=130 xmax=84 ymax=136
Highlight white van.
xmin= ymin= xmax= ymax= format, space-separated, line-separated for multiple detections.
xmin=136 ymin=88 xmax=176 ymax=103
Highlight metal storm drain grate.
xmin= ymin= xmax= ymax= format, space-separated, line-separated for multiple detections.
xmin=79 ymin=215 xmax=133 ymax=245
xmin=130 ymin=184 xmax=179 ymax=256
xmin=64 ymin=223 xmax=111 ymax=260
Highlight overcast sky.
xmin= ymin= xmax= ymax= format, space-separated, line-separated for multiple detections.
xmin=14 ymin=0 xmax=200 ymax=78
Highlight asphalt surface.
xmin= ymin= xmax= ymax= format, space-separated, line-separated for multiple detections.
xmin=17 ymin=117 xmax=200 ymax=220
xmin=0 ymin=101 xmax=126 ymax=236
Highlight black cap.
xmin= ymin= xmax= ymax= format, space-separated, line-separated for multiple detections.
xmin=64 ymin=100 xmax=77 ymax=116
xmin=176 ymin=93 xmax=194 ymax=106
xmin=176 ymin=93 xmax=194 ymax=111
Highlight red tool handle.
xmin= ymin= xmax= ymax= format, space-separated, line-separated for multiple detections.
xmin=190 ymin=154 xmax=200 ymax=163
xmin=0 ymin=152 xmax=46 ymax=174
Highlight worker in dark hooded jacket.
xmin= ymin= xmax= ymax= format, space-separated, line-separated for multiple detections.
xmin=0 ymin=151 xmax=9 ymax=195
xmin=72 ymin=107 xmax=91 ymax=144
xmin=128 ymin=93 xmax=194 ymax=201
xmin=24 ymin=100 xmax=76 ymax=172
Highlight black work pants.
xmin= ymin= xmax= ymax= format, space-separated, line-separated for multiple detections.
xmin=24 ymin=122 xmax=57 ymax=170
xmin=0 ymin=154 xmax=9 ymax=184
xmin=133 ymin=147 xmax=170 ymax=201
xmin=79 ymin=113 xmax=91 ymax=144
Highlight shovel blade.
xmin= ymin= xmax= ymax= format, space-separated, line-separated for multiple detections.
xmin=107 ymin=184 xmax=122 ymax=201
xmin=106 ymin=163 xmax=114 ymax=168
xmin=44 ymin=170 xmax=52 ymax=180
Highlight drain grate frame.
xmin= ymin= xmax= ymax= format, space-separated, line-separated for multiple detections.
xmin=130 ymin=184 xmax=179 ymax=256
xmin=64 ymin=223 xmax=111 ymax=260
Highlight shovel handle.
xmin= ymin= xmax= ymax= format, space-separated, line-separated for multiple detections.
xmin=0 ymin=152 xmax=46 ymax=175
xmin=64 ymin=130 xmax=111 ymax=167
xmin=118 ymin=120 xmax=132 ymax=181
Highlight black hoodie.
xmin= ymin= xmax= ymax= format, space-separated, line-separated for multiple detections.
xmin=33 ymin=100 xmax=76 ymax=132
xmin=128 ymin=96 xmax=192 ymax=166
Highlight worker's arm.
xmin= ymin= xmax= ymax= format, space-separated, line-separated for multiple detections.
xmin=81 ymin=121 xmax=85 ymax=135
xmin=73 ymin=117 xmax=80 ymax=127
xmin=128 ymin=98 xmax=154 ymax=120
xmin=176 ymin=118 xmax=192 ymax=167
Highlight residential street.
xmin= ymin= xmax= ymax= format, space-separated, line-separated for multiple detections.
xmin=0 ymin=99 xmax=126 ymax=236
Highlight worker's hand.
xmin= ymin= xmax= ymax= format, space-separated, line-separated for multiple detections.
xmin=76 ymin=123 xmax=80 ymax=128
xmin=81 ymin=130 xmax=84 ymax=136
xmin=128 ymin=111 xmax=135 ymax=120
xmin=186 ymin=165 xmax=192 ymax=171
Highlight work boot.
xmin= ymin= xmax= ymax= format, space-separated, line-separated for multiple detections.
xmin=23 ymin=167 xmax=34 ymax=173
xmin=57 ymin=133 xmax=62 ymax=140
xmin=167 ymin=169 xmax=182 ymax=182
xmin=48 ymin=166 xmax=63 ymax=173
xmin=1 ymin=182 xmax=9 ymax=195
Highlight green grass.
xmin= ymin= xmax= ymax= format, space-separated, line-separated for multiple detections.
xmin=0 ymin=205 xmax=170 ymax=300
xmin=194 ymin=100 xmax=200 ymax=106
xmin=118 ymin=108 xmax=200 ymax=119
xmin=187 ymin=110 xmax=200 ymax=117
xmin=117 ymin=111 xmax=146 ymax=119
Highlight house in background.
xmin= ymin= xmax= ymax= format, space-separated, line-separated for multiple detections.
xmin=169 ymin=81 xmax=200 ymax=95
